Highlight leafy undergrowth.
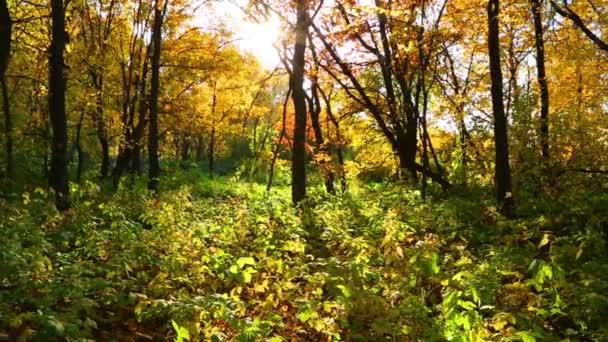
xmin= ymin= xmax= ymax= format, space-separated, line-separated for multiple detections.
xmin=1 ymin=174 xmax=608 ymax=341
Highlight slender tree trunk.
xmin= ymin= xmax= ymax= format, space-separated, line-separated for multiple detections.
xmin=459 ymin=117 xmax=467 ymax=185
xmin=308 ymin=82 xmax=335 ymax=194
xmin=195 ymin=134 xmax=204 ymax=162
xmin=268 ymin=89 xmax=290 ymax=192
xmin=531 ymin=0 xmax=550 ymax=163
xmin=208 ymin=84 xmax=217 ymax=178
xmin=208 ymin=127 xmax=215 ymax=177
xmin=91 ymin=73 xmax=110 ymax=178
xmin=74 ymin=109 xmax=86 ymax=182
xmin=421 ymin=94 xmax=430 ymax=199
xmin=319 ymin=88 xmax=347 ymax=193
xmin=0 ymin=0 xmax=14 ymax=179
xmin=49 ymin=0 xmax=70 ymax=211
xmin=487 ymin=0 xmax=514 ymax=216
xmin=1 ymin=79 xmax=13 ymax=179
xmin=148 ymin=0 xmax=167 ymax=193
xmin=290 ymin=0 xmax=308 ymax=204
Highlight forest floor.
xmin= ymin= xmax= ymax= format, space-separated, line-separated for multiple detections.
xmin=1 ymin=172 xmax=608 ymax=341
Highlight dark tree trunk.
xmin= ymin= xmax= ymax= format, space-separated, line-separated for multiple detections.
xmin=74 ymin=109 xmax=86 ymax=182
xmin=180 ymin=135 xmax=190 ymax=162
xmin=208 ymin=127 xmax=215 ymax=177
xmin=0 ymin=0 xmax=14 ymax=179
xmin=148 ymin=0 xmax=167 ymax=193
xmin=1 ymin=79 xmax=12 ymax=179
xmin=91 ymin=72 xmax=110 ymax=178
xmin=487 ymin=0 xmax=514 ymax=216
xmin=195 ymin=134 xmax=204 ymax=162
xmin=208 ymin=85 xmax=217 ymax=178
xmin=531 ymin=0 xmax=550 ymax=163
xmin=459 ymin=117 xmax=467 ymax=185
xmin=318 ymin=87 xmax=347 ymax=193
xmin=49 ymin=0 xmax=70 ymax=211
xmin=397 ymin=121 xmax=418 ymax=179
xmin=290 ymin=0 xmax=308 ymax=204
xmin=308 ymin=81 xmax=335 ymax=194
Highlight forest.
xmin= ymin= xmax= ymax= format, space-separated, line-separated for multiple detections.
xmin=1 ymin=0 xmax=608 ymax=340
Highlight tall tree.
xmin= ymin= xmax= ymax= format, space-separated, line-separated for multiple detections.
xmin=487 ymin=0 xmax=513 ymax=216
xmin=290 ymin=0 xmax=308 ymax=204
xmin=0 ymin=0 xmax=13 ymax=178
xmin=531 ymin=0 xmax=550 ymax=163
xmin=79 ymin=0 xmax=117 ymax=178
xmin=49 ymin=0 xmax=70 ymax=210
xmin=148 ymin=0 xmax=168 ymax=192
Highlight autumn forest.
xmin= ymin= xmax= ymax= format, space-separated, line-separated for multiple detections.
xmin=1 ymin=0 xmax=608 ymax=340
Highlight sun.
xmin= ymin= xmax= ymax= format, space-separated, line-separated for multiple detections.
xmin=193 ymin=2 xmax=283 ymax=70
xmin=235 ymin=16 xmax=283 ymax=70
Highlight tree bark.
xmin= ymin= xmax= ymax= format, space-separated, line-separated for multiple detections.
xmin=74 ymin=109 xmax=86 ymax=182
xmin=308 ymin=80 xmax=335 ymax=194
xmin=148 ymin=0 xmax=167 ymax=193
xmin=208 ymin=127 xmax=215 ymax=177
xmin=0 ymin=0 xmax=14 ymax=179
xmin=91 ymin=72 xmax=110 ymax=178
xmin=487 ymin=0 xmax=514 ymax=216
xmin=49 ymin=0 xmax=70 ymax=211
xmin=290 ymin=0 xmax=308 ymax=204
xmin=531 ymin=0 xmax=550 ymax=163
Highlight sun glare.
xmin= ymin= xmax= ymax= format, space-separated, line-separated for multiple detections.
xmin=234 ymin=17 xmax=282 ymax=70
xmin=193 ymin=2 xmax=283 ymax=70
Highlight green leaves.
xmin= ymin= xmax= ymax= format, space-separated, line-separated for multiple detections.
xmin=172 ymin=320 xmax=190 ymax=342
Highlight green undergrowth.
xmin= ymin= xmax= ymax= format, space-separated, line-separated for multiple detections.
xmin=1 ymin=173 xmax=607 ymax=341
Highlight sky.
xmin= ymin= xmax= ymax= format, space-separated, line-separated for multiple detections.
xmin=193 ymin=1 xmax=283 ymax=70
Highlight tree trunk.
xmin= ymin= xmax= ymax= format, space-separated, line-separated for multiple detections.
xmin=0 ymin=0 xmax=13 ymax=179
xmin=308 ymin=82 xmax=335 ymax=194
xmin=148 ymin=0 xmax=167 ymax=193
xmin=290 ymin=0 xmax=308 ymax=204
xmin=195 ymin=134 xmax=204 ymax=162
xmin=208 ymin=127 xmax=215 ymax=177
xmin=398 ymin=120 xmax=418 ymax=179
xmin=91 ymin=72 xmax=110 ymax=178
xmin=74 ymin=109 xmax=86 ymax=182
xmin=209 ymin=84 xmax=217 ymax=178
xmin=49 ymin=0 xmax=70 ymax=211
xmin=459 ymin=117 xmax=467 ymax=185
xmin=1 ymin=79 xmax=12 ymax=179
xmin=487 ymin=0 xmax=514 ymax=216
xmin=531 ymin=0 xmax=550 ymax=163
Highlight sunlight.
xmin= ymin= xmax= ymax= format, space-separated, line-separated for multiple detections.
xmin=193 ymin=2 xmax=283 ymax=70
xmin=234 ymin=16 xmax=282 ymax=70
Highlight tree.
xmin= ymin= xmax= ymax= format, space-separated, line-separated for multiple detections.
xmin=487 ymin=0 xmax=513 ymax=215
xmin=0 ymin=0 xmax=13 ymax=179
xmin=148 ymin=0 xmax=169 ymax=192
xmin=550 ymin=0 xmax=608 ymax=52
xmin=530 ymin=0 xmax=550 ymax=163
xmin=49 ymin=0 xmax=70 ymax=211
xmin=309 ymin=0 xmax=450 ymax=189
xmin=77 ymin=0 xmax=117 ymax=178
xmin=290 ymin=0 xmax=308 ymax=204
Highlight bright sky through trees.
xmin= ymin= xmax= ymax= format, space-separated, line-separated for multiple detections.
xmin=193 ymin=1 xmax=282 ymax=69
